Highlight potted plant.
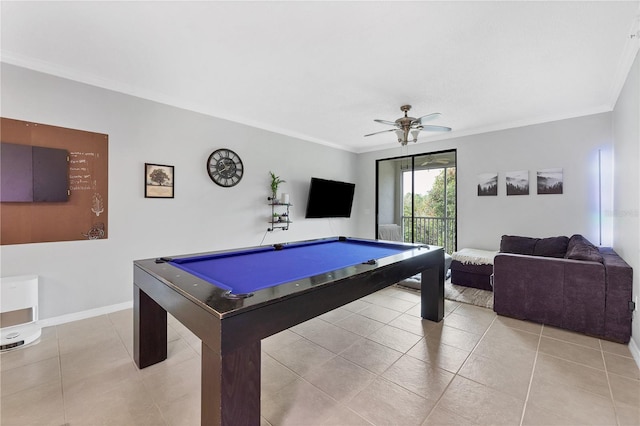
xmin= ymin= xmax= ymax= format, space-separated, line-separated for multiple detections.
xmin=269 ymin=171 xmax=285 ymax=201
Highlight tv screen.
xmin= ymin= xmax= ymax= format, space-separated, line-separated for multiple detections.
xmin=0 ymin=142 xmax=69 ymax=202
xmin=305 ymin=177 xmax=355 ymax=218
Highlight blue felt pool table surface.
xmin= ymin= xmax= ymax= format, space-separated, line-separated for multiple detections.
xmin=169 ymin=238 xmax=414 ymax=295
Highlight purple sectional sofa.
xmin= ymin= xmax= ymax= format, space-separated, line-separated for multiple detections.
xmin=493 ymin=234 xmax=633 ymax=343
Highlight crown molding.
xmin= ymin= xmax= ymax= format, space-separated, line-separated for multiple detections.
xmin=0 ymin=44 xmax=631 ymax=156
xmin=0 ymin=50 xmax=357 ymax=153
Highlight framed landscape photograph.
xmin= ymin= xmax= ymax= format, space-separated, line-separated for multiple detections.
xmin=537 ymin=168 xmax=563 ymax=194
xmin=145 ymin=163 xmax=174 ymax=198
xmin=506 ymin=170 xmax=529 ymax=195
xmin=477 ymin=172 xmax=498 ymax=196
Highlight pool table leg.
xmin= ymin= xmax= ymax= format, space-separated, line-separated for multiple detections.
xmin=201 ymin=340 xmax=261 ymax=426
xmin=133 ymin=284 xmax=168 ymax=368
xmin=420 ymin=261 xmax=445 ymax=322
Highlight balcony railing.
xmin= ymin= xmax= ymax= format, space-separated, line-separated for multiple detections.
xmin=401 ymin=216 xmax=456 ymax=254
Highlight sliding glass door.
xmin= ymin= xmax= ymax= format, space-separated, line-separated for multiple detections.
xmin=376 ymin=150 xmax=456 ymax=254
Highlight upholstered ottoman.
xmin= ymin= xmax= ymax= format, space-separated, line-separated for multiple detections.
xmin=450 ymin=248 xmax=497 ymax=291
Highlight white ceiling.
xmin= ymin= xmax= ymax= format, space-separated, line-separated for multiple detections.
xmin=2 ymin=1 xmax=639 ymax=153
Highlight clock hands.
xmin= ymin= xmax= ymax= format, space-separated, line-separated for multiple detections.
xmin=217 ymin=159 xmax=236 ymax=178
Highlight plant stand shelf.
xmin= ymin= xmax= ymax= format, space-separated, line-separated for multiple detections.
xmin=268 ymin=197 xmax=292 ymax=231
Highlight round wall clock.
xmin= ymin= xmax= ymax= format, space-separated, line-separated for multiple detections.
xmin=207 ymin=148 xmax=244 ymax=187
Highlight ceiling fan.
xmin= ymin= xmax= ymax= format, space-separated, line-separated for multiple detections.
xmin=365 ymin=105 xmax=451 ymax=145
xmin=420 ymin=154 xmax=453 ymax=167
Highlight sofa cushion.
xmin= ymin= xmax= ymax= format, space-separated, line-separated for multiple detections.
xmin=500 ymin=235 xmax=538 ymax=255
xmin=567 ymin=234 xmax=596 ymax=252
xmin=565 ymin=242 xmax=603 ymax=263
xmin=533 ymin=236 xmax=569 ymax=258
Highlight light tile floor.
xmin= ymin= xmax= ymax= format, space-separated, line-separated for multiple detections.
xmin=1 ymin=285 xmax=639 ymax=425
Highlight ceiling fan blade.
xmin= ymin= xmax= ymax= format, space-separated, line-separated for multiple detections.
xmin=364 ymin=128 xmax=397 ymax=137
xmin=413 ymin=113 xmax=442 ymax=125
xmin=420 ymin=158 xmax=450 ymax=166
xmin=373 ymin=119 xmax=399 ymax=126
xmin=420 ymin=125 xmax=452 ymax=132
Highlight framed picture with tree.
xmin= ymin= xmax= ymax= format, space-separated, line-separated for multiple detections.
xmin=145 ymin=163 xmax=174 ymax=198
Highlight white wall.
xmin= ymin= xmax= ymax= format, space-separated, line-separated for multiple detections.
xmin=355 ymin=113 xmax=614 ymax=251
xmin=612 ymin=51 xmax=639 ymax=358
xmin=0 ymin=64 xmax=358 ymax=320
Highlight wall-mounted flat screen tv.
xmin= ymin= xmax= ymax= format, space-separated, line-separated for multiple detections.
xmin=305 ymin=177 xmax=355 ymax=218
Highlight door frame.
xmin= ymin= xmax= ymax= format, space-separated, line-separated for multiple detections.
xmin=375 ymin=149 xmax=457 ymax=252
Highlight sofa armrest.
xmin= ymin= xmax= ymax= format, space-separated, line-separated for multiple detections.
xmin=562 ymin=261 xmax=606 ymax=336
xmin=493 ymin=253 xmax=606 ymax=333
xmin=493 ymin=254 xmax=564 ymax=326
xmin=600 ymin=247 xmax=633 ymax=343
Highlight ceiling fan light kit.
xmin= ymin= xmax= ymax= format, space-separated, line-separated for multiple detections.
xmin=365 ymin=104 xmax=451 ymax=145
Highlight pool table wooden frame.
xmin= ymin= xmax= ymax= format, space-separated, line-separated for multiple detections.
xmin=133 ymin=237 xmax=444 ymax=425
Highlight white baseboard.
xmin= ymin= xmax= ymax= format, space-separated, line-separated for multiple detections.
xmin=37 ymin=300 xmax=133 ymax=328
xmin=629 ymin=337 xmax=640 ymax=370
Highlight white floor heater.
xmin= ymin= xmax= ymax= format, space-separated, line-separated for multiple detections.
xmin=0 ymin=275 xmax=41 ymax=351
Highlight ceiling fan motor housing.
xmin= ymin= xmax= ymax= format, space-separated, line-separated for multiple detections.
xmin=396 ymin=105 xmax=418 ymax=144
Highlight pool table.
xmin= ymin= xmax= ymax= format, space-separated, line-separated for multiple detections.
xmin=133 ymin=236 xmax=444 ymax=425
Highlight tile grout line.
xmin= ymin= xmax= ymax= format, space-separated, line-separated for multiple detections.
xmin=307 ymin=296 xmax=467 ymax=425
xmin=106 ymin=311 xmax=172 ymax=426
xmin=518 ymin=323 xmax=544 ymax=426
xmin=266 ymin=329 xmax=382 ymax=425
xmin=600 ymin=339 xmax=622 ymax=426
xmin=421 ymin=307 xmax=497 ymax=424
xmin=36 ymin=294 xmax=634 ymax=426
xmin=54 ymin=325 xmax=70 ymax=426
